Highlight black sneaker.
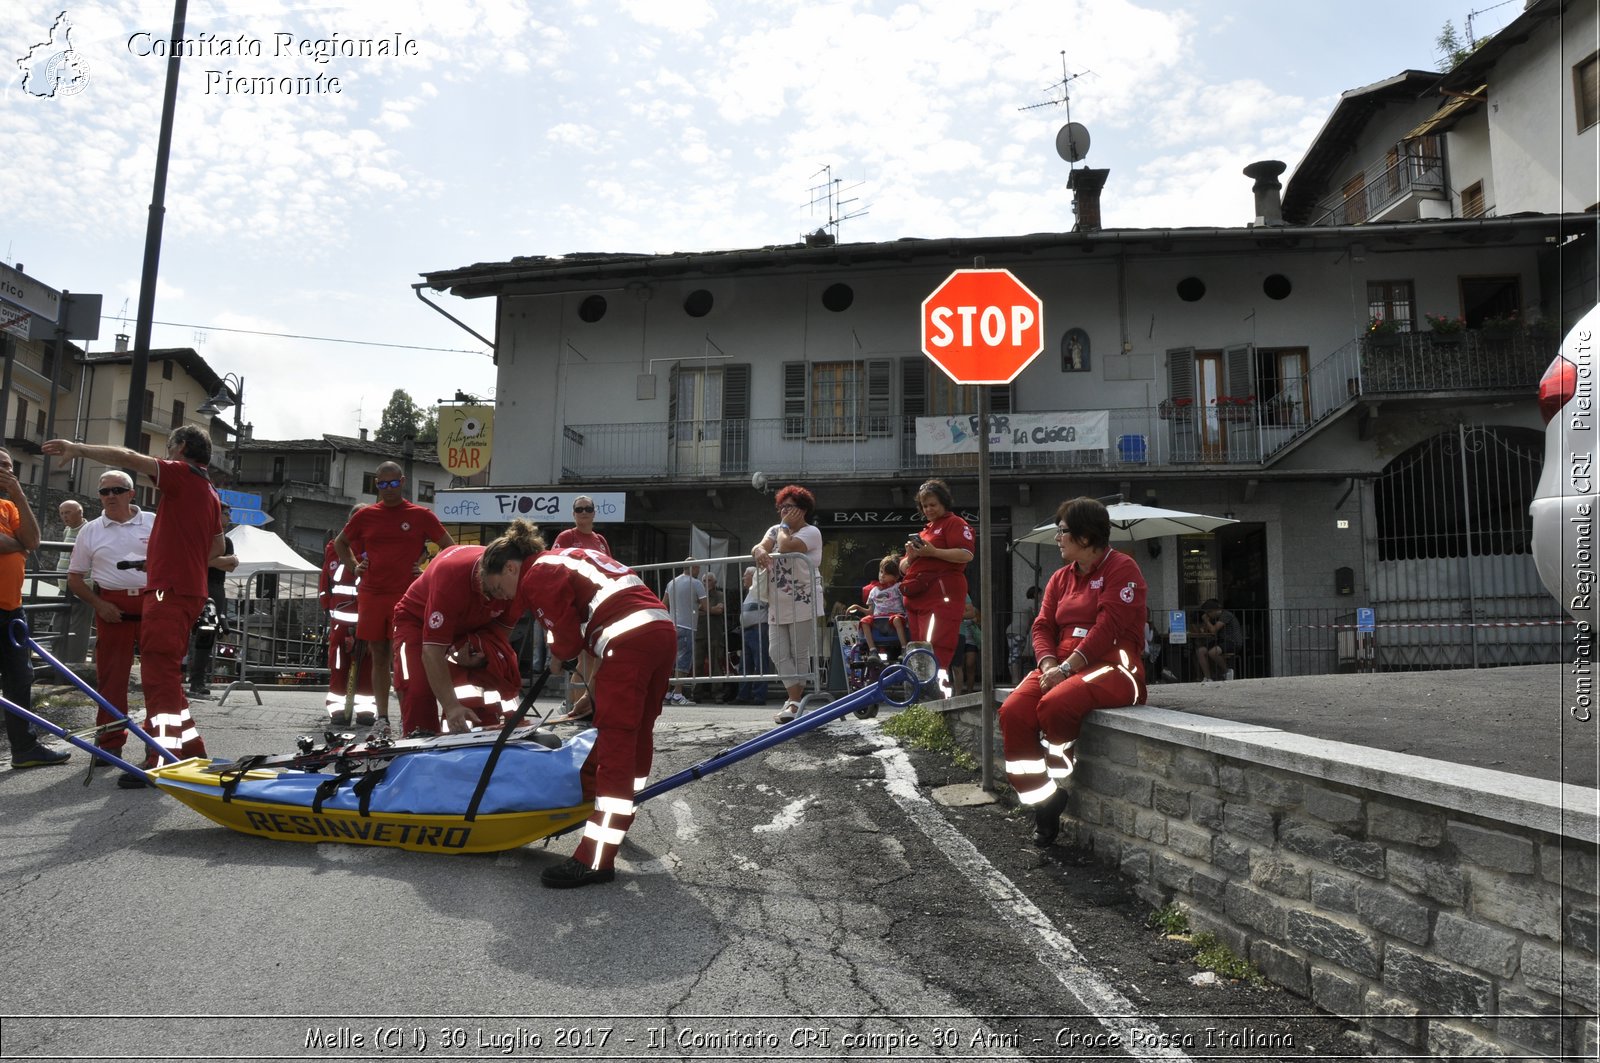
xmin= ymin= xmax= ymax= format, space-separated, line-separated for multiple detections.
xmin=540 ymin=857 xmax=616 ymax=889
xmin=12 ymin=744 xmax=71 ymax=769
xmin=1030 ymin=788 xmax=1072 ymax=848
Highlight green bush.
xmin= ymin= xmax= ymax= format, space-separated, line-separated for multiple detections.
xmin=880 ymin=703 xmax=977 ymax=770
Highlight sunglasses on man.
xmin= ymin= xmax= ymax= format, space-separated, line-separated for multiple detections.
xmin=375 ymin=478 xmax=402 ymax=490
xmin=99 ymin=486 xmax=131 ymax=496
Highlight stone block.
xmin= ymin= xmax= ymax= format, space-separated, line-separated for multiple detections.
xmin=1135 ymin=740 xmax=1174 ymax=777
xmin=1431 ymin=912 xmax=1518 ymax=977
xmin=1243 ymin=768 xmax=1303 ymax=808
xmin=1218 ymin=763 xmax=1247 ymax=795
xmin=1189 ymin=868 xmax=1228 ymax=911
xmin=1213 ymin=836 xmax=1252 ymax=876
xmin=1310 ymin=965 xmax=1364 ymax=1020
xmin=1468 ymin=869 xmax=1562 ymax=939
xmin=1363 ymin=989 xmax=1420 ymax=1046
xmin=1072 ymin=790 xmax=1103 ymax=826
xmin=1281 ymin=820 xmax=1385 ymax=879
xmin=1173 ymin=750 xmax=1217 ymax=787
xmin=1096 ymin=730 xmax=1139 ymax=766
xmin=1387 ymin=850 xmax=1466 ymax=906
xmin=1154 ymin=853 xmax=1194 ymax=893
xmin=1368 ymin=802 xmax=1444 ymax=848
xmin=1446 ymin=821 xmax=1535 ymax=874
xmin=1188 ymin=909 xmax=1250 ymax=960
xmin=1088 ymin=829 xmax=1122 ymax=864
xmin=1190 ymin=794 xmax=1224 ymax=830
xmin=1425 ymin=1020 xmax=1502 ymax=1058
xmin=1302 ymin=784 xmax=1363 ymax=827
xmin=1568 ymin=904 xmax=1599 ymax=955
xmin=1523 ymin=941 xmax=1600 ymax=1010
xmin=1311 ymin=870 xmax=1359 ymax=914
xmin=1381 ymin=945 xmax=1493 ymax=1015
xmin=1354 ymin=883 xmax=1433 ymax=946
xmin=1249 ymin=939 xmax=1309 ymax=996
xmin=1166 ymin=821 xmax=1213 ymax=861
xmin=1250 ymin=858 xmax=1311 ymax=900
xmin=1133 ymin=882 xmax=1169 ymax=909
xmin=1224 ymin=881 xmax=1287 ymax=937
xmin=1102 ymin=799 xmax=1137 ymax=835
xmin=1120 ymin=848 xmax=1151 ymax=883
xmin=1542 ymin=843 xmax=1599 ymax=895
xmin=1132 ymin=809 xmax=1167 ymax=844
xmin=1152 ymin=782 xmax=1190 ymax=818
xmin=1497 ymin=987 xmax=1584 ymax=1058
xmin=1223 ymin=803 xmax=1276 ymax=845
xmin=1285 ymin=910 xmax=1381 ymax=978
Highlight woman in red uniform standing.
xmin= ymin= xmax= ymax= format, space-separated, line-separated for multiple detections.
xmin=514 ymin=543 xmax=676 ymax=889
xmin=999 ymin=497 xmax=1147 ymax=847
xmin=898 ymin=478 xmax=973 ymax=693
xmin=390 ymin=521 xmax=542 ymax=738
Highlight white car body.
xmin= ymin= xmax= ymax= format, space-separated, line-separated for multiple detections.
xmin=1530 ymin=304 xmax=1600 ymax=629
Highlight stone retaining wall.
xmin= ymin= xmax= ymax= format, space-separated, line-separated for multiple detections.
xmin=943 ymin=702 xmax=1599 ymax=1058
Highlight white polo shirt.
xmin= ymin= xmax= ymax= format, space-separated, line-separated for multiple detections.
xmin=68 ymin=509 xmax=154 ymax=591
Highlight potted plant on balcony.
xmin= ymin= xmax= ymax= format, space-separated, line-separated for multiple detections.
xmin=1424 ymin=313 xmax=1465 ymax=335
xmin=1213 ymin=395 xmax=1257 ymax=424
xmin=1158 ymin=397 xmax=1194 ymax=421
xmin=1480 ymin=310 xmax=1520 ymax=336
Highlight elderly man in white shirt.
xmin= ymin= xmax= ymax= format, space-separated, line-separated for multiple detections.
xmin=67 ymin=470 xmax=155 ymax=761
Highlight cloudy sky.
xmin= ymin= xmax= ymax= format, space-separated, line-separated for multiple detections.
xmin=3 ymin=0 xmax=1505 ymax=441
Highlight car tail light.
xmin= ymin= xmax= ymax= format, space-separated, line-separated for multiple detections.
xmin=1538 ymin=356 xmax=1577 ymax=424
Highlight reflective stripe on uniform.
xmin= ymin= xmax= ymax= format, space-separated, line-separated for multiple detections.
xmin=594 ymin=608 xmax=672 ymax=658
xmin=582 ymin=821 xmax=626 ymax=847
xmin=1015 ymin=780 xmax=1058 ymax=805
xmin=596 ymin=795 xmax=635 ymax=815
xmin=1006 ymin=758 xmax=1048 ymax=775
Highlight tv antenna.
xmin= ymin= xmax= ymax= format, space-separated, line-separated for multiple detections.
xmin=805 ymin=164 xmax=869 ymax=243
xmin=1019 ymin=51 xmax=1093 ymax=167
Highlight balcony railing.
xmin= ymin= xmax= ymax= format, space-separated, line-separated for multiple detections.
xmin=1309 ymin=145 xmax=1448 ymax=226
xmin=560 ymin=329 xmax=1556 ymax=482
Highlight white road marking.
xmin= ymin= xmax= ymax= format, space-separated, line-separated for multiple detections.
xmin=752 ymin=796 xmax=813 ymax=833
xmin=670 ymin=797 xmax=701 ymax=843
xmin=855 ymin=726 xmax=1194 ymax=1063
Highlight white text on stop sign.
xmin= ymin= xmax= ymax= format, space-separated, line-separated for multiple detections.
xmin=927 ymin=304 xmax=1036 ymax=349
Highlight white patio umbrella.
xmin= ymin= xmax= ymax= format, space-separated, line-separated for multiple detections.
xmin=1017 ymin=502 xmax=1238 ymax=545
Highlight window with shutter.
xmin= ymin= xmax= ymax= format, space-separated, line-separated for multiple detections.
xmin=1460 ymin=181 xmax=1485 ymax=219
xmin=865 ymin=359 xmax=892 ymax=437
xmin=1224 ymin=344 xmax=1254 ymax=401
xmin=720 ymin=363 xmax=750 ymax=474
xmin=782 ymin=362 xmax=807 ymax=438
xmin=1166 ymin=347 xmax=1196 ymax=405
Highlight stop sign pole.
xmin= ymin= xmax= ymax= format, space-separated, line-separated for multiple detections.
xmin=920 ymin=266 xmax=1045 ymax=791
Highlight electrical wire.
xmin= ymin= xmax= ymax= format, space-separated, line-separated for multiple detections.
xmin=102 ymin=316 xmax=489 ymax=355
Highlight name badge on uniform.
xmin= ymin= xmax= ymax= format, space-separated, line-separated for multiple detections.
xmin=1072 ymin=626 xmax=1089 ymax=638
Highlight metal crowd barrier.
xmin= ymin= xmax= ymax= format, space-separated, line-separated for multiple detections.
xmin=632 ymin=552 xmax=831 ymax=713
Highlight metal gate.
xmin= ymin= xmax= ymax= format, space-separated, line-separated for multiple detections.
xmin=1370 ymin=423 xmax=1567 ymax=669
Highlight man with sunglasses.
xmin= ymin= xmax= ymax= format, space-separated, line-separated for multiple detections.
xmin=45 ymin=426 xmax=226 ymax=781
xmin=66 ymin=470 xmax=155 ymax=761
xmin=333 ymin=461 xmax=453 ymax=739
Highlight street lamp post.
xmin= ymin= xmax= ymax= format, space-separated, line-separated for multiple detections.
xmin=197 ymin=373 xmax=243 ymax=483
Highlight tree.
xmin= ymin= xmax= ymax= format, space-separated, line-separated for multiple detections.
xmin=375 ymin=388 xmax=423 ymax=443
xmin=1435 ymin=20 xmax=1478 ymax=69
xmin=417 ymin=403 xmax=439 ymax=446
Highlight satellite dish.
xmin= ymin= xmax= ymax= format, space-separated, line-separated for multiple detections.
xmin=752 ymin=471 xmax=769 ymax=493
xmin=1056 ymin=122 xmax=1091 ymax=163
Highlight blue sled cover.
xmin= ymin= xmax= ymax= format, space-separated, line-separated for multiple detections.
xmin=218 ymin=729 xmax=598 ymax=816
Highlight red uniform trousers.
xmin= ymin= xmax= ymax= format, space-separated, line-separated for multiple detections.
xmin=998 ymin=641 xmax=1146 ymax=806
xmin=356 ymin=589 xmax=404 ymax=642
xmin=90 ymin=589 xmax=145 ymax=754
xmin=572 ymin=619 xmax=676 ymax=873
xmin=906 ymin=572 xmax=967 ymax=686
xmin=392 ymin=624 xmax=521 ymax=736
xmin=325 ymin=620 xmax=375 ymax=720
xmin=138 ymin=590 xmax=208 ymax=761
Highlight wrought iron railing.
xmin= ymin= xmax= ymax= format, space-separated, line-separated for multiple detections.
xmin=1308 ymin=147 xmax=1448 ymax=225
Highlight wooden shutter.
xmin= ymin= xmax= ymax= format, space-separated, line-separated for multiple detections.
xmin=866 ymin=359 xmax=892 ymax=437
xmin=900 ymin=357 xmax=927 ymax=468
xmin=666 ymin=366 xmax=680 ymax=443
xmin=1225 ymin=344 xmax=1254 ymax=400
xmin=782 ymin=362 xmax=807 ymax=438
xmin=720 ymin=363 xmax=750 ymax=474
xmin=1166 ymin=347 xmax=1195 ymax=404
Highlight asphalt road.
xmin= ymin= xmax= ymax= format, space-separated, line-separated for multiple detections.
xmin=1144 ymin=663 xmax=1597 ymax=789
xmin=1 ymin=684 xmax=1356 ymax=1062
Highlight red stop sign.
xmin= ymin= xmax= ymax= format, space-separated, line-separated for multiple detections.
xmin=920 ymin=268 xmax=1045 ymax=385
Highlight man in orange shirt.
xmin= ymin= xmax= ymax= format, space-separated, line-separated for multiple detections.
xmin=333 ymin=462 xmax=453 ymax=738
xmin=0 ymin=448 xmax=69 ymax=768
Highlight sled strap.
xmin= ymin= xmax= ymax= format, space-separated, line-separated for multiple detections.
xmin=464 ymin=668 xmax=552 ymax=823
xmin=313 ymin=769 xmax=356 ymax=815
xmin=352 ymin=767 xmax=388 ymax=816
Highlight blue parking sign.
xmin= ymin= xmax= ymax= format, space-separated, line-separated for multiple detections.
xmin=1356 ymin=608 xmax=1375 ymax=633
xmin=1168 ymin=609 xmax=1188 ymax=645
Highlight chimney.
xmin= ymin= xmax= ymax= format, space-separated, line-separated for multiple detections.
xmin=115 ymin=333 xmax=129 ymax=353
xmin=359 ymin=427 xmax=368 ymax=442
xmin=242 ymin=421 xmax=253 ymax=441
xmin=1243 ymin=160 xmax=1288 ymax=226
xmin=1068 ymin=168 xmax=1110 ymax=233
